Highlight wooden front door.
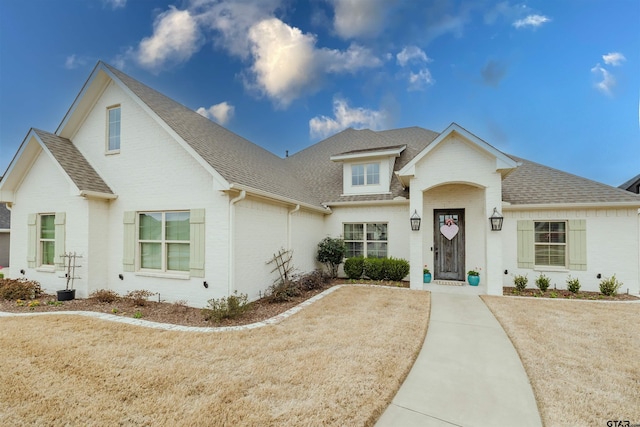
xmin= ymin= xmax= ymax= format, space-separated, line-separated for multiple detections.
xmin=433 ymin=209 xmax=465 ymax=281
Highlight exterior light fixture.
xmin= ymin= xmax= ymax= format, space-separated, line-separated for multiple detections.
xmin=410 ymin=210 xmax=421 ymax=231
xmin=489 ymin=207 xmax=504 ymax=231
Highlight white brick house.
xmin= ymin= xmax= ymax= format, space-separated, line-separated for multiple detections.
xmin=1 ymin=62 xmax=639 ymax=305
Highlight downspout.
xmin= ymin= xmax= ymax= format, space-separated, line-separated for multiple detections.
xmin=228 ymin=190 xmax=246 ymax=296
xmin=287 ymin=204 xmax=301 ymax=251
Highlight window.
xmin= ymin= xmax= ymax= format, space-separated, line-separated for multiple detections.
xmin=39 ymin=214 xmax=55 ymax=266
xmin=534 ymin=221 xmax=566 ymax=267
xmin=107 ymin=106 xmax=121 ymax=151
xmin=344 ymin=223 xmax=387 ymax=258
xmin=139 ymin=211 xmax=190 ymax=272
xmin=351 ymin=163 xmax=379 ymax=186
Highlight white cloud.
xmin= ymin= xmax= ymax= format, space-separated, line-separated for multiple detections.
xmin=329 ymin=0 xmax=389 ymax=39
xmin=513 ymin=14 xmax=550 ymax=29
xmin=591 ymin=63 xmax=616 ymax=96
xmin=104 ymin=0 xmax=126 ymax=9
xmin=196 ymin=101 xmax=235 ymax=125
xmin=64 ymin=54 xmax=89 ymax=70
xmin=396 ymin=46 xmax=429 ymax=67
xmin=136 ymin=7 xmax=202 ymax=72
xmin=309 ymin=97 xmax=389 ymax=139
xmin=603 ymin=52 xmax=626 ymax=66
xmin=247 ymin=18 xmax=382 ymax=107
xmin=408 ymin=69 xmax=434 ymax=91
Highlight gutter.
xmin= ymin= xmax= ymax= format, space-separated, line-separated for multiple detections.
xmin=324 ymin=198 xmax=410 ymax=207
xmin=228 ymin=190 xmax=246 ymax=296
xmin=227 ymin=183 xmax=331 ymax=214
xmin=502 ymin=201 xmax=640 ymax=211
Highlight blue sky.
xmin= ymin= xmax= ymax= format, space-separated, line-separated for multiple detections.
xmin=1 ymin=0 xmax=638 ymax=186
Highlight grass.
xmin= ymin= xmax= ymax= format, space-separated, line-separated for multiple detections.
xmin=483 ymin=296 xmax=640 ymax=426
xmin=0 ymin=286 xmax=429 ymax=426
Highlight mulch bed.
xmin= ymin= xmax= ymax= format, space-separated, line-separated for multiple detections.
xmin=0 ymin=279 xmax=409 ymax=328
xmin=503 ymin=287 xmax=639 ymax=301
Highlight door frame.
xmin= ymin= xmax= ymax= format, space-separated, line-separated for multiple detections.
xmin=433 ymin=209 xmax=465 ymax=281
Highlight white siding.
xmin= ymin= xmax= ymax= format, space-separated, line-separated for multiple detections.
xmin=290 ymin=209 xmax=325 ymax=273
xmin=502 ymin=208 xmax=640 ymax=294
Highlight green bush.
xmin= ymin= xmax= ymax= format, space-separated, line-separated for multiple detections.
xmin=316 ymin=237 xmax=346 ymax=278
xmin=124 ymin=289 xmax=156 ymax=306
xmin=202 ymin=291 xmax=250 ymax=322
xmin=0 ymin=278 xmax=42 ymax=300
xmin=513 ymin=274 xmax=528 ymax=292
xmin=599 ymin=275 xmax=622 ymax=296
xmin=90 ymin=289 xmax=120 ymax=303
xmin=344 ymin=257 xmax=365 ymax=280
xmin=384 ymin=257 xmax=410 ymax=281
xmin=364 ymin=257 xmax=385 ymax=280
xmin=265 ymin=280 xmax=301 ymax=303
xmin=535 ymin=274 xmax=551 ymax=292
xmin=566 ymin=276 xmax=581 ymax=293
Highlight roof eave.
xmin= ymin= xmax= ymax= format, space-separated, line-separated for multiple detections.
xmin=227 ymin=183 xmax=331 ymax=214
xmin=502 ymin=201 xmax=640 ymax=210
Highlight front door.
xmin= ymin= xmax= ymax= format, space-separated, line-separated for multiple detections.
xmin=433 ymin=209 xmax=465 ymax=281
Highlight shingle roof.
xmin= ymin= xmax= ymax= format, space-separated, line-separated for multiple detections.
xmin=97 ymin=62 xmax=640 ymax=208
xmin=34 ymin=129 xmax=114 ymax=195
xmin=0 ymin=203 xmax=9 ymax=229
xmin=502 ymin=157 xmax=640 ymax=204
xmin=102 ymin=63 xmax=319 ymax=206
xmin=618 ymin=173 xmax=640 ymax=193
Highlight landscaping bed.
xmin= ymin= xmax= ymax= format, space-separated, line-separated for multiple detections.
xmin=503 ymin=286 xmax=639 ymax=301
xmin=0 ymin=279 xmax=408 ymax=327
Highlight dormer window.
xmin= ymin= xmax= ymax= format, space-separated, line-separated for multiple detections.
xmin=107 ymin=105 xmax=121 ymax=152
xmin=331 ymin=145 xmax=405 ymax=196
xmin=352 ymin=163 xmax=380 ymax=186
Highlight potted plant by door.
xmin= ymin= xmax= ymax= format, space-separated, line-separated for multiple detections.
xmin=423 ymin=265 xmax=432 ymax=283
xmin=467 ymin=268 xmax=480 ymax=286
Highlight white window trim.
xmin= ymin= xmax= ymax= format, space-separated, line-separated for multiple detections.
xmin=38 ymin=213 xmax=55 ymax=268
xmin=351 ymin=162 xmax=380 ymax=186
xmin=344 ymin=222 xmax=388 ymax=258
xmin=533 ymin=220 xmax=567 ymax=268
xmin=106 ymin=105 xmax=121 ymax=154
xmin=137 ymin=211 xmax=190 ymax=275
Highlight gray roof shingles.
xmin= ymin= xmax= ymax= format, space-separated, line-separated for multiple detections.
xmin=33 ymin=129 xmax=114 ymax=195
xmin=45 ymin=62 xmax=639 ymax=209
xmin=0 ymin=203 xmax=9 ymax=229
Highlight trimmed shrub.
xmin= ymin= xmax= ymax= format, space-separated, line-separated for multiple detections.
xmin=0 ymin=278 xmax=42 ymax=300
xmin=90 ymin=289 xmax=120 ymax=303
xmin=384 ymin=257 xmax=410 ymax=281
xmin=535 ymin=274 xmax=551 ymax=292
xmin=566 ymin=276 xmax=581 ymax=293
xmin=599 ymin=275 xmax=622 ymax=296
xmin=296 ymin=270 xmax=330 ymax=291
xmin=363 ymin=257 xmax=385 ymax=280
xmin=316 ymin=237 xmax=346 ymax=278
xmin=344 ymin=257 xmax=365 ymax=280
xmin=124 ymin=289 xmax=156 ymax=306
xmin=202 ymin=291 xmax=250 ymax=322
xmin=513 ymin=274 xmax=528 ymax=292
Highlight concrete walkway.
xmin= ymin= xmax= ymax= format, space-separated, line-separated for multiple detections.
xmin=376 ymin=292 xmax=542 ymax=427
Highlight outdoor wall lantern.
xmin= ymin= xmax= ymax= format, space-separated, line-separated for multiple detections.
xmin=410 ymin=210 xmax=421 ymax=231
xmin=489 ymin=207 xmax=504 ymax=231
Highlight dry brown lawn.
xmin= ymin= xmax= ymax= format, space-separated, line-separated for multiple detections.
xmin=0 ymin=286 xmax=429 ymax=426
xmin=483 ymin=297 xmax=640 ymax=426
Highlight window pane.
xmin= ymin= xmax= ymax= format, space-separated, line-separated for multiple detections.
xmin=352 ymin=165 xmax=364 ymax=186
xmin=366 ymin=223 xmax=387 ymax=241
xmin=41 ymin=241 xmax=55 ymax=265
xmin=139 ymin=213 xmax=162 ymax=240
xmin=166 ymin=212 xmax=190 ymax=241
xmin=40 ymin=215 xmax=55 ymax=239
xmin=344 ymin=224 xmax=363 ymax=240
xmin=108 ymin=107 xmax=121 ymax=150
xmin=140 ymin=242 xmax=161 ymax=269
xmin=167 ymin=243 xmax=190 ymax=271
xmin=366 ymin=163 xmax=380 ymax=185
xmin=367 ymin=242 xmax=387 ymax=258
xmin=345 ymin=242 xmax=364 ymax=258
xmin=535 ymin=245 xmax=566 ymax=267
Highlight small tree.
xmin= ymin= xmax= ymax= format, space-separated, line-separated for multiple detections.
xmin=316 ymin=237 xmax=346 ymax=278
